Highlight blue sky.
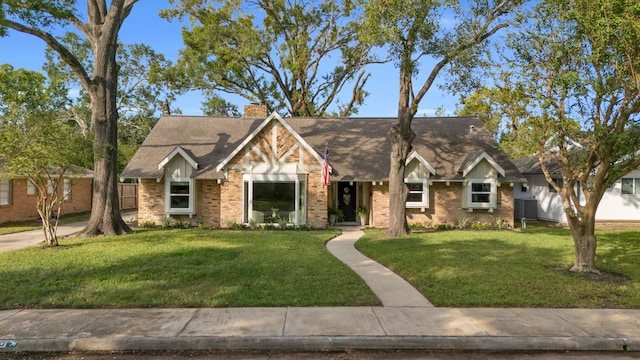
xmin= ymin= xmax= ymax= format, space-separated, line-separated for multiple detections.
xmin=0 ymin=1 xmax=459 ymax=118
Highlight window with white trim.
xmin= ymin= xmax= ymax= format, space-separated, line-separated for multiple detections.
xmin=621 ymin=178 xmax=640 ymax=195
xmin=243 ymin=173 xmax=306 ymax=225
xmin=0 ymin=180 xmax=11 ymax=206
xmin=27 ymin=181 xmax=36 ymax=196
xmin=405 ymin=180 xmax=429 ymax=208
xmin=47 ymin=180 xmax=54 ymax=194
xmin=165 ymin=179 xmax=194 ymax=213
xmin=467 ymin=179 xmax=496 ymax=208
xmin=63 ymin=179 xmax=72 ymax=201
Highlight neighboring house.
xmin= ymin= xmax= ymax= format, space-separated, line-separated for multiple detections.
xmin=0 ymin=169 xmax=93 ymax=224
xmin=121 ymin=105 xmax=525 ymax=228
xmin=514 ymin=158 xmax=640 ymax=223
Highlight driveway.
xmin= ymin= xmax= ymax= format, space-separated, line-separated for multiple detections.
xmin=0 ymin=221 xmax=88 ymax=253
xmin=0 ymin=211 xmax=137 ymax=253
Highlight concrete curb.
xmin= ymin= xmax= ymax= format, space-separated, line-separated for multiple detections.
xmin=3 ymin=336 xmax=638 ymax=353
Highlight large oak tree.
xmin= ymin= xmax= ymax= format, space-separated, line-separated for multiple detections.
xmin=0 ymin=0 xmax=139 ymax=236
xmin=161 ymin=0 xmax=379 ymax=116
xmin=360 ymin=0 xmax=524 ymax=237
xmin=44 ymin=36 xmax=182 ymax=173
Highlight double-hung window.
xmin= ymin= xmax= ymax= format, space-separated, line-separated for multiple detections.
xmin=405 ymin=180 xmax=429 ymax=208
xmin=27 ymin=181 xmax=36 ymax=196
xmin=165 ymin=179 xmax=194 ymax=213
xmin=0 ymin=180 xmax=11 ymax=206
xmin=467 ymin=180 xmax=496 ymax=208
xmin=63 ymin=179 xmax=72 ymax=201
xmin=621 ymin=178 xmax=640 ymax=195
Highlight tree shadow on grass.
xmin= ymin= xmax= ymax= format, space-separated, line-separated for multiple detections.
xmin=0 ymin=230 xmax=380 ymax=309
xmin=357 ymin=229 xmax=639 ymax=308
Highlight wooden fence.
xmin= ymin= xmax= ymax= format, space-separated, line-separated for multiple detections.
xmin=118 ymin=183 xmax=138 ymax=210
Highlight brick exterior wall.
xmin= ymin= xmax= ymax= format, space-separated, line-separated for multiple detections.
xmin=64 ymin=178 xmax=93 ymax=215
xmin=0 ymin=177 xmax=92 ymax=224
xmin=138 ymin=178 xmax=223 ymax=227
xmin=372 ymin=181 xmax=516 ymax=228
xmin=371 ymin=183 xmax=389 ymax=228
xmin=220 ymin=170 xmax=244 ymax=226
xmin=306 ymin=169 xmax=328 ymax=226
xmin=138 ymin=179 xmax=164 ymax=225
xmin=244 ymin=104 xmax=268 ymax=117
xmin=197 ymin=180 xmax=221 ymax=227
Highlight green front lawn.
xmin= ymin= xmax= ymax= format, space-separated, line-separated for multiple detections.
xmin=356 ymin=227 xmax=640 ymax=308
xmin=0 ymin=211 xmax=91 ymax=236
xmin=0 ymin=229 xmax=380 ymax=309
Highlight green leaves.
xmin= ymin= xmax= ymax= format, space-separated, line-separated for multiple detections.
xmin=163 ymin=0 xmax=377 ymax=116
xmin=0 ymin=66 xmax=91 ymax=177
xmin=486 ymin=0 xmax=640 ymax=270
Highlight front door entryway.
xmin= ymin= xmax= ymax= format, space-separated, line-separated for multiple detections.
xmin=338 ymin=182 xmax=357 ymax=222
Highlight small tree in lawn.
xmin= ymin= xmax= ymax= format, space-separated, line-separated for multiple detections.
xmin=496 ymin=0 xmax=640 ymax=272
xmin=0 ymin=65 xmax=92 ymax=246
xmin=359 ymin=0 xmax=524 ymax=237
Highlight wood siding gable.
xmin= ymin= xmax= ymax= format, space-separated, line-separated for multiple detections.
xmin=216 ymin=112 xmax=323 ymax=173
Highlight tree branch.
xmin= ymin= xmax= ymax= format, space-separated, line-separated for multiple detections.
xmin=0 ymin=18 xmax=92 ymax=90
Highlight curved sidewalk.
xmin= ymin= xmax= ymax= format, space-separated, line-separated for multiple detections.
xmin=326 ymin=227 xmax=433 ymax=307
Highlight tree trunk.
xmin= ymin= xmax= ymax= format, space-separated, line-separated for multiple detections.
xmin=36 ymin=192 xmax=58 ymax=247
xmin=80 ymin=42 xmax=131 ymax=237
xmin=385 ymin=109 xmax=415 ymax=237
xmin=566 ymin=210 xmax=598 ymax=273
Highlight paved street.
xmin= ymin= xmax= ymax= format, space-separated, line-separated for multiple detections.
xmin=1 ymin=350 xmax=640 ymax=359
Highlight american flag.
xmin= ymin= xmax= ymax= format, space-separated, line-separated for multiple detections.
xmin=322 ymin=147 xmax=330 ymax=186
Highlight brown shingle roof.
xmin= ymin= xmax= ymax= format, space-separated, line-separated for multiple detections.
xmin=121 ymin=114 xmax=525 ymax=183
xmin=514 ymin=156 xmax=564 ymax=175
xmin=122 ymin=116 xmax=262 ymax=180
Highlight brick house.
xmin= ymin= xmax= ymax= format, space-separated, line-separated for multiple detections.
xmin=0 ymin=171 xmax=93 ymax=224
xmin=122 ymin=106 xmax=525 ymax=228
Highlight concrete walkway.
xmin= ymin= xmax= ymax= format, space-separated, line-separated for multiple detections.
xmin=1 ymin=307 xmax=639 ymax=352
xmin=1 ymin=223 xmax=640 ymax=353
xmin=327 ymin=227 xmax=433 ymax=307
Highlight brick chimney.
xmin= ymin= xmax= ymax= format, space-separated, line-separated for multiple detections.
xmin=243 ymin=103 xmax=268 ymax=118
